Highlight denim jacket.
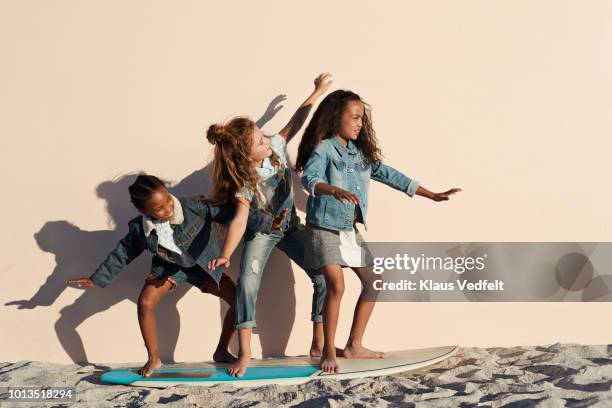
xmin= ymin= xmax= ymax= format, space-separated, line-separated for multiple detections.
xmin=246 ymin=164 xmax=299 ymax=240
xmin=89 ymin=195 xmax=275 ymax=287
xmin=301 ymin=137 xmax=419 ymax=231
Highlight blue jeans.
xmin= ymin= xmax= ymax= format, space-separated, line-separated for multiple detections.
xmin=235 ymin=224 xmax=326 ymax=329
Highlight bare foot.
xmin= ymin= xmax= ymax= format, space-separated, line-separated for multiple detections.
xmin=320 ymin=349 xmax=340 ymax=374
xmin=227 ymin=355 xmax=249 ymax=377
xmin=343 ymin=344 xmax=386 ymax=359
xmin=213 ymin=349 xmax=237 ymax=363
xmin=138 ymin=356 xmax=161 ymax=377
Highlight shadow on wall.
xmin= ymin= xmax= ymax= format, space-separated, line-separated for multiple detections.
xmin=5 ymin=95 xmax=309 ymax=363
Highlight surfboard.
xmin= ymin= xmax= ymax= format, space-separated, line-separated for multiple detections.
xmin=100 ymin=346 xmax=458 ymax=388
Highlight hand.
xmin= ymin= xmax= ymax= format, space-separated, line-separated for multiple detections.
xmin=65 ymin=277 xmax=95 ymax=288
xmin=430 ymin=188 xmax=462 ymax=202
xmin=208 ymin=257 xmax=230 ymax=271
xmin=313 ymin=73 xmax=333 ymax=95
xmin=272 ymin=208 xmax=289 ymax=230
xmin=331 ymin=187 xmax=360 ymax=204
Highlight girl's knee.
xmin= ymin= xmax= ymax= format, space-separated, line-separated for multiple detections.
xmin=327 ymin=280 xmax=345 ymax=296
xmin=243 ymin=258 xmax=263 ymax=276
xmin=137 ymin=292 xmax=159 ymax=312
xmin=239 ymin=271 xmax=262 ymax=292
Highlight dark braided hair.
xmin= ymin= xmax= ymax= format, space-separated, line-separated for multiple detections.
xmin=128 ymin=174 xmax=167 ymax=211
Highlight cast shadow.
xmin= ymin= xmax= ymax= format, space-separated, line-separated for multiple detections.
xmin=5 ymin=95 xmax=301 ymax=362
xmin=7 ymin=175 xmax=189 ymax=364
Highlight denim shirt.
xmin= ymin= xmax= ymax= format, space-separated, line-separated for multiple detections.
xmin=301 ymin=137 xmax=420 ymax=231
xmin=89 ymin=196 xmax=275 ymax=287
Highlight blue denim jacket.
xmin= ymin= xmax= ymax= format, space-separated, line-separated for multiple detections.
xmin=301 ymin=137 xmax=419 ymax=231
xmin=89 ymin=196 xmax=275 ymax=287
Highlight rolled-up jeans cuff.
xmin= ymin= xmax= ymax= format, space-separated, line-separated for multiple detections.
xmin=311 ymin=314 xmax=323 ymax=323
xmin=235 ymin=320 xmax=257 ymax=330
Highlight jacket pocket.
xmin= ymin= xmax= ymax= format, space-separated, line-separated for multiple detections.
xmin=329 ymin=159 xmax=346 ymax=186
xmin=322 ymin=196 xmax=338 ymax=225
xmin=359 ymin=157 xmax=370 ymax=171
xmin=323 ymin=200 xmax=329 ymax=223
xmin=177 ymin=217 xmax=204 ymax=247
xmin=331 ymin=159 xmax=346 ymax=172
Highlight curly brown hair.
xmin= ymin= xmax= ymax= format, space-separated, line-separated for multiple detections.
xmin=206 ymin=116 xmax=282 ymax=206
xmin=295 ymin=90 xmax=382 ymax=173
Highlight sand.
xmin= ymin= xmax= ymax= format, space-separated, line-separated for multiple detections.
xmin=1 ymin=343 xmax=611 ymax=407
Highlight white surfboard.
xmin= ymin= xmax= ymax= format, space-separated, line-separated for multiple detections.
xmin=101 ymin=346 xmax=458 ymax=388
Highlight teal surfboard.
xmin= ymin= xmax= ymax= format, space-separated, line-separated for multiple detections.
xmin=101 ymin=346 xmax=458 ymax=388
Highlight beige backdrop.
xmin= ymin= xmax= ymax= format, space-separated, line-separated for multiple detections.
xmin=1 ymin=1 xmax=611 ymax=364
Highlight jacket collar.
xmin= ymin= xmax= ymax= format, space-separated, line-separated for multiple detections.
xmin=142 ymin=194 xmax=184 ymax=237
xmin=330 ymin=135 xmax=358 ymax=157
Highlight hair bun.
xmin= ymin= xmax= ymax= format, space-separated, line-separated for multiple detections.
xmin=206 ymin=124 xmax=229 ymax=145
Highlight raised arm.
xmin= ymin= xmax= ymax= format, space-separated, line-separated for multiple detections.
xmin=279 ymin=73 xmax=333 ymax=143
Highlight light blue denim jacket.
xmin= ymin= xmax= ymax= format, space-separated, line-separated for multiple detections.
xmin=301 ymin=137 xmax=420 ymax=231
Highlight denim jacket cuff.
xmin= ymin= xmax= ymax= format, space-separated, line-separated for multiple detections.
xmin=406 ymin=179 xmax=420 ymax=197
xmin=308 ymin=179 xmax=325 ymax=197
xmin=90 ymin=272 xmax=107 ymax=288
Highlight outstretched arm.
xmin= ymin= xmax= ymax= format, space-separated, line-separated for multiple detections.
xmin=371 ymin=161 xmax=461 ymax=201
xmin=67 ymin=230 xmax=145 ymax=288
xmin=279 ymin=72 xmax=333 ymax=143
xmin=371 ymin=161 xmax=420 ymax=196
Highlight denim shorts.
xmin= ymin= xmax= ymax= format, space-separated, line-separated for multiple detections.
xmin=146 ymin=264 xmax=214 ymax=292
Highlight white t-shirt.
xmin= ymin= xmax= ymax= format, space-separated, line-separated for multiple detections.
xmin=235 ymin=134 xmax=288 ymax=203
